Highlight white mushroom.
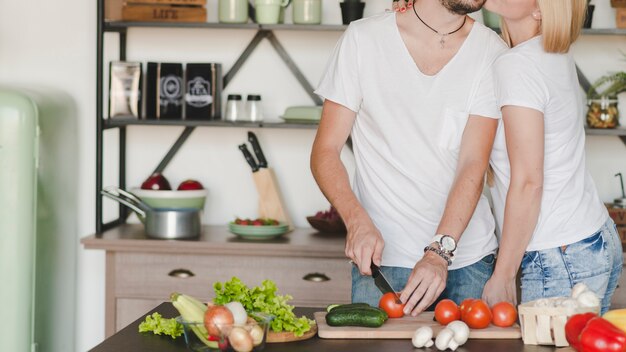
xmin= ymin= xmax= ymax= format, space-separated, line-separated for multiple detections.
xmin=577 ymin=290 xmax=600 ymax=308
xmin=412 ymin=326 xmax=434 ymax=348
xmin=446 ymin=321 xmax=470 ymax=346
xmin=435 ymin=328 xmax=458 ymax=351
xmin=571 ymin=283 xmax=589 ymax=299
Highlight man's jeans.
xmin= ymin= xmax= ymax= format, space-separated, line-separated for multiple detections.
xmin=351 ymin=254 xmax=495 ymax=308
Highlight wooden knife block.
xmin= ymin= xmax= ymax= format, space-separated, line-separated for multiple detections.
xmin=252 ymin=168 xmax=293 ymax=230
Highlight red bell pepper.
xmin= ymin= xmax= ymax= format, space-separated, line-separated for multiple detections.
xmin=579 ymin=317 xmax=626 ymax=352
xmin=566 ymin=313 xmax=597 ymax=350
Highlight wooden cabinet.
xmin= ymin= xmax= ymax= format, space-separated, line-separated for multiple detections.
xmin=82 ymin=225 xmax=350 ymax=336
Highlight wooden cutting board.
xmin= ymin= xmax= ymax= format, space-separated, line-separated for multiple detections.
xmin=315 ymin=311 xmax=522 ymax=339
xmin=267 ymin=322 xmax=318 ymax=343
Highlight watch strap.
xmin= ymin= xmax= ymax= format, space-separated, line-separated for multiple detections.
xmin=424 ymin=245 xmax=453 ymax=266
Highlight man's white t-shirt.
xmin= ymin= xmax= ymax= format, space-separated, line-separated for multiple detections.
xmin=315 ymin=12 xmax=507 ymax=270
xmin=489 ymin=36 xmax=608 ymax=251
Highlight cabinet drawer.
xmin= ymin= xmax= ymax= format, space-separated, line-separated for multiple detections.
xmin=114 ymin=253 xmax=351 ymax=306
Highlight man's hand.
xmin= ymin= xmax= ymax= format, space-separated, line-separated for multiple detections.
xmin=400 ymin=251 xmax=448 ymax=316
xmin=345 ymin=215 xmax=385 ymax=276
xmin=482 ymin=273 xmax=517 ymax=306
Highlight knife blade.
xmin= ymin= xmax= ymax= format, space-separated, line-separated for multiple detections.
xmin=371 ymin=263 xmax=402 ymax=303
xmin=238 ymin=144 xmax=259 ymax=172
xmin=247 ymin=131 xmax=268 ymax=168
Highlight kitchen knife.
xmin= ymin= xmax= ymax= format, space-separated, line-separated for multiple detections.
xmin=371 ymin=263 xmax=402 ymax=304
xmin=247 ymin=131 xmax=268 ymax=168
xmin=238 ymin=144 xmax=259 ymax=172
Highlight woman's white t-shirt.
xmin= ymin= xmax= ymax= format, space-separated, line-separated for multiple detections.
xmin=489 ymin=36 xmax=607 ymax=251
xmin=315 ymin=12 xmax=507 ymax=269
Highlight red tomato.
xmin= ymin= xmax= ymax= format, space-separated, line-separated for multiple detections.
xmin=463 ymin=299 xmax=492 ymax=329
xmin=434 ymin=299 xmax=461 ymax=325
xmin=491 ymin=302 xmax=517 ymax=327
xmin=459 ymin=298 xmax=476 ymax=320
xmin=379 ymin=292 xmax=405 ymax=318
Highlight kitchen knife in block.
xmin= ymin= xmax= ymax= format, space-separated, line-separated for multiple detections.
xmin=252 ymin=168 xmax=294 ymax=230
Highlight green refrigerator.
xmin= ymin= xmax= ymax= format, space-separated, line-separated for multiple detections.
xmin=0 ymin=88 xmax=78 ymax=352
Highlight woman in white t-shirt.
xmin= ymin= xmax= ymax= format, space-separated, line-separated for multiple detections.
xmin=480 ymin=0 xmax=622 ymax=314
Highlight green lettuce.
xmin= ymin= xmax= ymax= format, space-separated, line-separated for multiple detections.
xmin=213 ymin=277 xmax=313 ymax=336
xmin=138 ymin=312 xmax=183 ymax=339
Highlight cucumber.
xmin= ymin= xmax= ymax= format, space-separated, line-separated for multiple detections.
xmin=327 ymin=303 xmax=372 ymax=312
xmin=325 ymin=307 xmax=388 ymax=328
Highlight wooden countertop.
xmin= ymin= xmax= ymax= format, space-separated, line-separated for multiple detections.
xmin=81 ymin=224 xmax=347 ymax=258
xmin=89 ymin=303 xmax=569 ymax=352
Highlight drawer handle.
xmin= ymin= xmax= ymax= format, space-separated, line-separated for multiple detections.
xmin=168 ymin=269 xmax=195 ymax=278
xmin=303 ymin=273 xmax=330 ymax=282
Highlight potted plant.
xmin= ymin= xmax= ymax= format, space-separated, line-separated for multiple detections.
xmin=586 ymin=71 xmax=626 ymax=128
xmin=339 ymin=0 xmax=365 ymax=25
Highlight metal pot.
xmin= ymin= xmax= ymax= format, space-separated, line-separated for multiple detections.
xmin=101 ymin=187 xmax=201 ymax=239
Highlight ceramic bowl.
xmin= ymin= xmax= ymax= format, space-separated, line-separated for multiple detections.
xmin=306 ymin=216 xmax=346 ymax=234
xmin=132 ymin=188 xmax=208 ymax=210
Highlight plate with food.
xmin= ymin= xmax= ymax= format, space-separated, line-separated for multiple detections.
xmin=229 ymin=218 xmax=290 ymax=239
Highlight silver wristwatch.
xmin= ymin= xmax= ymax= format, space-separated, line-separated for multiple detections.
xmin=432 ymin=234 xmax=457 ymax=258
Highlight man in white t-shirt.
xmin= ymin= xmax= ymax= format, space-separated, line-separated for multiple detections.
xmin=311 ymin=0 xmax=507 ymax=316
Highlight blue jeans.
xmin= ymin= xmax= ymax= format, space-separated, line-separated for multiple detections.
xmin=351 ymin=254 xmax=495 ymax=308
xmin=520 ymin=217 xmax=623 ymax=314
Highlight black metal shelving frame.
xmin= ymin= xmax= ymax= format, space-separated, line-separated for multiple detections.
xmin=95 ymin=0 xmax=626 ymax=234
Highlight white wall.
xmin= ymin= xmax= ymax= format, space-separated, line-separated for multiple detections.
xmin=1 ymin=0 xmax=625 ymax=350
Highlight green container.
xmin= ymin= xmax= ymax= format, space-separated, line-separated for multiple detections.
xmin=293 ymin=0 xmax=322 ymax=25
xmin=219 ymin=0 xmax=249 ymax=24
xmin=255 ymin=0 xmax=290 ymax=24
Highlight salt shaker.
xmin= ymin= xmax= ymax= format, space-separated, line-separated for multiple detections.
xmin=224 ymin=94 xmax=243 ymax=122
xmin=246 ymin=95 xmax=263 ymax=122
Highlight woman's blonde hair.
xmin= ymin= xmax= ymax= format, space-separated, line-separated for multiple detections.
xmin=500 ymin=0 xmax=587 ymax=53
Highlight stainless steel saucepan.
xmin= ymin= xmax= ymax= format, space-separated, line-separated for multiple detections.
xmin=101 ymin=187 xmax=201 ymax=239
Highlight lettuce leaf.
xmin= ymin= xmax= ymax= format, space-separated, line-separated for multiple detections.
xmin=138 ymin=312 xmax=183 ymax=339
xmin=213 ymin=277 xmax=313 ymax=336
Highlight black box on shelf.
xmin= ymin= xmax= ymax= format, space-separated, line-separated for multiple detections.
xmin=146 ymin=62 xmax=183 ymax=119
xmin=184 ymin=63 xmax=223 ymax=120
xmin=108 ymin=61 xmax=142 ymax=119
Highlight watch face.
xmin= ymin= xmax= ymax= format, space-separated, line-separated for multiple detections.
xmin=441 ymin=236 xmax=456 ymax=251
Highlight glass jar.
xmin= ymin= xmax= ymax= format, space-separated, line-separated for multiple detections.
xmin=224 ymin=94 xmax=243 ymax=122
xmin=587 ymin=96 xmax=619 ymax=129
xmin=245 ymin=94 xmax=263 ymax=122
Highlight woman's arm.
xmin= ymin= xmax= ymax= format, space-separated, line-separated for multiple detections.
xmin=482 ymin=105 xmax=544 ymax=305
xmin=401 ymin=115 xmax=498 ymax=315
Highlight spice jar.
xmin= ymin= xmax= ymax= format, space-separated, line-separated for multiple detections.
xmin=224 ymin=94 xmax=243 ymax=122
xmin=587 ymin=96 xmax=619 ymax=129
xmin=245 ymin=95 xmax=263 ymax=122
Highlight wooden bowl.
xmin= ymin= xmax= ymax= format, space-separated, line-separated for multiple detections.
xmin=306 ymin=216 xmax=347 ymax=234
